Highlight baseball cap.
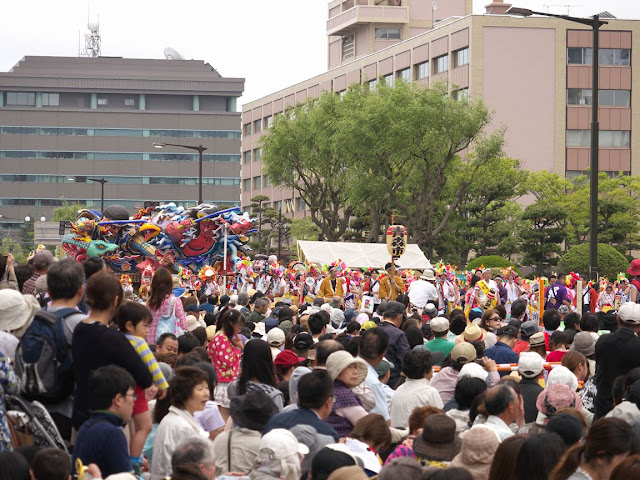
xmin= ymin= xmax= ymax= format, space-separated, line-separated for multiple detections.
xmin=267 ymin=327 xmax=285 ymax=347
xmin=430 ymin=317 xmax=449 ymax=333
xmin=259 ymin=428 xmax=309 ymax=459
xmin=384 ymin=301 xmax=405 ymax=317
xmin=274 ymin=349 xmax=306 ymax=368
xmin=518 ymin=352 xmax=545 ymax=378
xmin=374 ymin=358 xmax=394 ymax=378
xmin=450 ymin=343 xmax=477 ymax=365
xmin=521 ymin=320 xmax=541 ymax=337
xmin=618 ymin=303 xmax=640 ymax=325
xmin=293 ymin=332 xmax=314 ymax=351
xmin=423 ymin=304 xmax=438 ymax=317
xmin=529 ymin=331 xmax=545 ymax=348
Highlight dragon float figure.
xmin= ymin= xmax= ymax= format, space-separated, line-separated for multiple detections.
xmin=61 ymin=203 xmax=257 ymax=275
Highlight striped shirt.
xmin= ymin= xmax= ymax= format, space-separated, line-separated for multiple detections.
xmin=125 ymin=334 xmax=169 ymax=390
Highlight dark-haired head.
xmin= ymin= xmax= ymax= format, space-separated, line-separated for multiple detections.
xmin=148 ymin=267 xmax=173 ymax=310
xmin=47 ymin=258 xmax=85 ymax=301
xmin=238 ymin=339 xmax=277 ymax=394
xmin=86 ymin=270 xmax=122 ymax=311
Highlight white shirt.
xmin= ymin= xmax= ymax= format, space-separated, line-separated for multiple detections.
xmin=483 ymin=415 xmax=514 ymax=442
xmin=151 ymin=406 xmax=208 ymax=480
xmin=408 ymin=280 xmax=438 ymax=308
xmin=390 ymin=378 xmax=444 ymax=428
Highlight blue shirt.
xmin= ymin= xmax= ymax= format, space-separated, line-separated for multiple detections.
xmin=484 ymin=341 xmax=519 ymax=375
xmin=364 ymin=361 xmax=391 ymax=421
xmin=263 ymin=407 xmax=339 ymax=441
xmin=72 ymin=411 xmax=131 ymax=477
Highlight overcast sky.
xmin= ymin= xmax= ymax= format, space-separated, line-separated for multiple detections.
xmin=1 ymin=1 xmax=637 ymax=105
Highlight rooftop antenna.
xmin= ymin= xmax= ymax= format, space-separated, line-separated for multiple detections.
xmin=80 ymin=0 xmax=101 ymax=57
xmin=543 ymin=4 xmax=583 ymax=15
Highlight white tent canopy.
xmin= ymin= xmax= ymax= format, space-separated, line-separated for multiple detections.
xmin=297 ymin=240 xmax=432 ymax=270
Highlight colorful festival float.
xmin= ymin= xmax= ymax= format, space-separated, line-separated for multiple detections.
xmin=60 ymin=203 xmax=257 ymax=284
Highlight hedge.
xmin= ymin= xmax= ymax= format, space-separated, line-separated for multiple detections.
xmin=557 ymin=243 xmax=629 ymax=280
xmin=466 ymin=255 xmax=522 ymax=276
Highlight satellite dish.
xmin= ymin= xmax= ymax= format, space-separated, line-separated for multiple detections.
xmin=164 ymin=47 xmax=184 ymax=60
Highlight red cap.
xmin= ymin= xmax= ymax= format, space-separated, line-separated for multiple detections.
xmin=274 ymin=349 xmax=305 ymax=368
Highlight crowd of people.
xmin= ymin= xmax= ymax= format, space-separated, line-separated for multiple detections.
xmin=2 ymin=250 xmax=640 ymax=480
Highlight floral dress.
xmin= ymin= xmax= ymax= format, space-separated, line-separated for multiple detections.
xmin=0 ymin=351 xmax=21 ymax=451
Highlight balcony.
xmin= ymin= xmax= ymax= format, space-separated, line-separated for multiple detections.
xmin=327 ymin=3 xmax=409 ymax=37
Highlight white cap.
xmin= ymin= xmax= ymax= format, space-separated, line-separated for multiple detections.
xmin=266 ymin=327 xmax=285 ymax=347
xmin=259 ymin=428 xmax=310 ymax=459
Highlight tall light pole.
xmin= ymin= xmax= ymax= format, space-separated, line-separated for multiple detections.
xmin=87 ymin=177 xmax=108 ymax=213
xmin=153 ymin=142 xmax=208 ymax=205
xmin=507 ymin=7 xmax=607 ymax=281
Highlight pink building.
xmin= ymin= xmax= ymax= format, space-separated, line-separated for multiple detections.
xmin=242 ymin=0 xmax=639 ymax=217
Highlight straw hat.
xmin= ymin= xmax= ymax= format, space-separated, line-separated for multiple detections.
xmin=326 ymin=351 xmax=368 ymax=385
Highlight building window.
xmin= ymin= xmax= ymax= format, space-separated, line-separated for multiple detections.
xmin=567 ymin=88 xmax=593 ymax=105
xmin=567 ymin=47 xmax=593 ymax=65
xmin=265 ymin=115 xmax=273 ymax=129
xmin=97 ymin=98 xmax=108 ymax=106
xmin=6 ymin=92 xmax=35 ymax=106
xmin=41 ymin=93 xmax=59 ymax=106
xmin=124 ymin=98 xmax=135 ymax=106
xmin=567 ymin=130 xmax=630 ymax=148
xmin=253 ymin=119 xmax=262 ymax=133
xmin=453 ymin=48 xmax=469 ymax=68
xmin=453 ymin=88 xmax=469 ymax=101
xmin=338 ymin=90 xmax=346 ymax=99
xmin=273 ymin=200 xmax=282 ymax=212
xmin=253 ymin=176 xmax=261 ymax=189
xmin=568 ymin=89 xmax=630 ymax=107
xmin=599 ymin=89 xmax=631 ymax=107
xmin=243 ymin=178 xmax=251 ymax=191
xmin=382 ymin=74 xmax=394 ymax=87
xmin=368 ymin=79 xmax=378 ymax=92
xmin=254 ymin=148 xmax=262 ymax=162
xmin=296 ymin=197 xmax=306 ymax=211
xmin=243 ymin=151 xmax=252 ymax=164
xmin=375 ymin=27 xmax=401 ymax=40
xmin=243 ymin=123 xmax=252 ymax=136
xmin=263 ymin=176 xmax=271 ymax=188
xmin=433 ymin=55 xmax=448 ymax=74
xmin=599 ymin=48 xmax=631 ymax=66
xmin=342 ymin=34 xmax=355 ymax=61
xmin=415 ymin=61 xmax=429 ymax=80
xmin=397 ymin=68 xmax=410 ymax=82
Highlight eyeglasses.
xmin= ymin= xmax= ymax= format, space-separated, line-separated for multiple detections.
xmin=490 ymin=316 xmax=501 ymax=322
xmin=125 ymin=393 xmax=138 ymax=401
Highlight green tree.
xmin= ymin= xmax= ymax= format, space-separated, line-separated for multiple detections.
xmin=557 ymin=243 xmax=629 ymax=279
xmin=52 ymin=203 xmax=88 ymax=222
xmin=290 ymin=217 xmax=321 ymax=242
xmin=520 ymin=201 xmax=567 ymax=276
xmin=466 ymin=255 xmax=522 ymax=276
xmin=261 ymin=94 xmax=353 ymax=241
xmin=0 ymin=237 xmax=28 ymax=264
xmin=20 ymin=218 xmax=34 ymax=250
xmin=439 ymin=157 xmax=526 ymax=264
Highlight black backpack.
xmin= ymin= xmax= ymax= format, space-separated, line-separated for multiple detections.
xmin=14 ymin=308 xmax=78 ymax=403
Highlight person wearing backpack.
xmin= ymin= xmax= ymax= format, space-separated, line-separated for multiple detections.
xmin=146 ymin=267 xmax=187 ymax=347
xmin=71 ymin=271 xmax=153 ymax=434
xmin=14 ymin=258 xmax=87 ymax=441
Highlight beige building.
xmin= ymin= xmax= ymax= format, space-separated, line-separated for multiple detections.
xmin=241 ymin=0 xmax=638 ymax=218
xmin=0 ymin=56 xmax=244 ymax=239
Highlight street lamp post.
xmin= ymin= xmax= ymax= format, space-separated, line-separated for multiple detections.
xmin=40 ymin=216 xmax=46 ymax=244
xmin=87 ymin=177 xmax=108 ymax=213
xmin=152 ymin=142 xmax=208 ymax=205
xmin=507 ymin=7 xmax=607 ymax=281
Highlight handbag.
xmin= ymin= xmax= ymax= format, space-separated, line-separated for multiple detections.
xmin=7 ymin=413 xmax=34 ymax=448
xmin=155 ymin=296 xmax=185 ymax=341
